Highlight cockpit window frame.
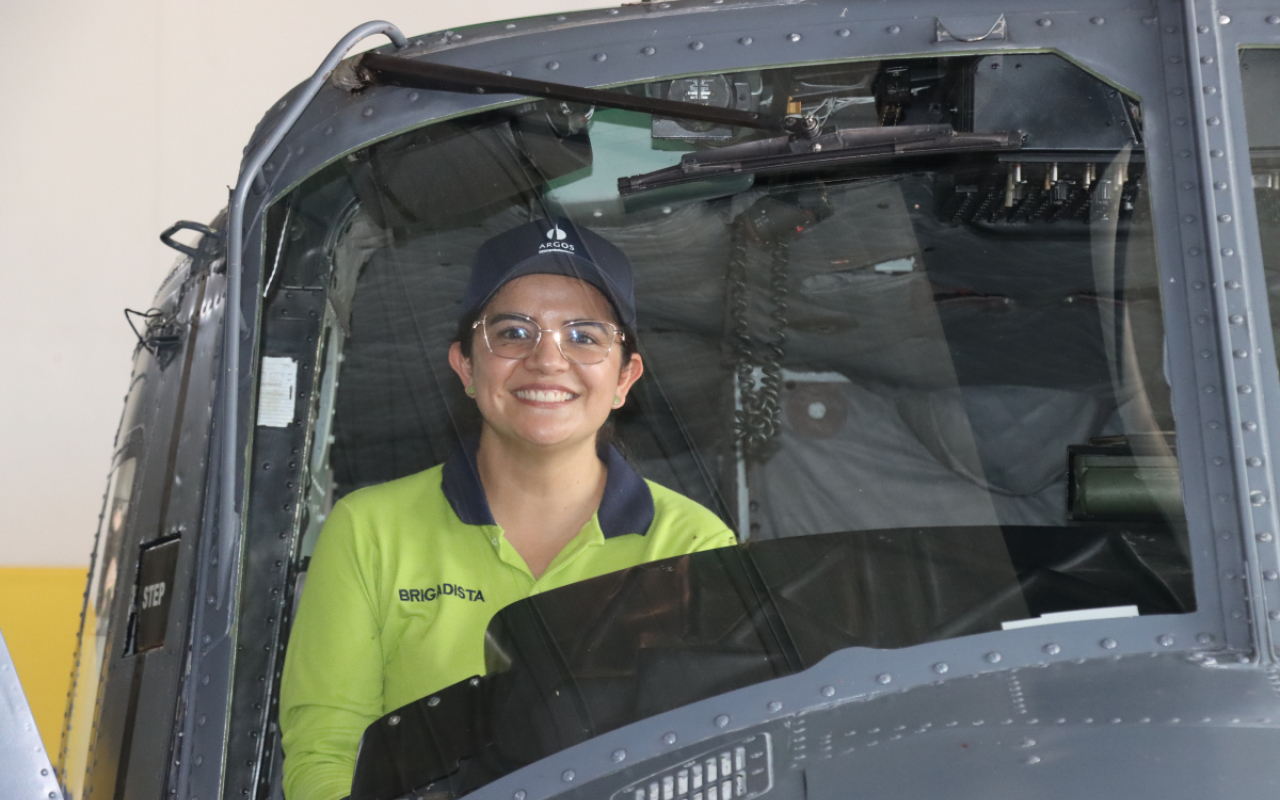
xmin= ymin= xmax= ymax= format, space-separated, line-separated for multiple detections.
xmin=1209 ymin=8 xmax=1280 ymax=665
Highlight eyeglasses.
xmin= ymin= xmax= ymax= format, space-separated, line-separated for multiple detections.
xmin=473 ymin=313 xmax=624 ymax=365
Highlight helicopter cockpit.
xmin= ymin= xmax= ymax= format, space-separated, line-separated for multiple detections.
xmin=52 ymin=0 xmax=1280 ymax=794
xmin=228 ymin=52 xmax=1193 ymax=798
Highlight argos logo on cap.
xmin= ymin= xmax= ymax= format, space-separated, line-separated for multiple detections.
xmin=538 ymin=224 xmax=575 ymax=254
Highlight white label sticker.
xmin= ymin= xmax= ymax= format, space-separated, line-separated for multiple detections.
xmin=257 ymin=357 xmax=298 ymax=428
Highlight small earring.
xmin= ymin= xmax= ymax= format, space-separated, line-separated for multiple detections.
xmin=466 ymin=385 xmax=476 ymax=397
xmin=613 ymin=395 xmax=622 ymax=406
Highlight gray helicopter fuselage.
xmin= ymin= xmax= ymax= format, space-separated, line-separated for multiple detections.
xmin=54 ymin=1 xmax=1280 ymax=799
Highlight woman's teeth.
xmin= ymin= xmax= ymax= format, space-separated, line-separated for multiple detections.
xmin=515 ymin=389 xmax=575 ymax=403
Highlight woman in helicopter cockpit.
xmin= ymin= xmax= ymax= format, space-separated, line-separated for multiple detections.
xmin=277 ymin=217 xmax=737 ymax=800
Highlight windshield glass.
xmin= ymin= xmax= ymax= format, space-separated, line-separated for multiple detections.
xmin=1240 ymin=48 xmax=1280 ymax=365
xmin=273 ymin=53 xmax=1190 ymax=799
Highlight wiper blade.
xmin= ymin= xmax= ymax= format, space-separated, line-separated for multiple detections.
xmin=618 ymin=124 xmax=1023 ymax=195
xmin=356 ymin=53 xmax=813 ymax=137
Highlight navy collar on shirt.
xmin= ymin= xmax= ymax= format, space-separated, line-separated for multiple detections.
xmin=441 ymin=436 xmax=655 ymax=539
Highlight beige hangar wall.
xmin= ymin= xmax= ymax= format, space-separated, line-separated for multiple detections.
xmin=0 ymin=0 xmax=608 ymax=753
xmin=1 ymin=0 xmax=613 ymax=568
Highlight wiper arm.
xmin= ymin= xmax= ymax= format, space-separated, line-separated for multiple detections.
xmin=618 ymin=124 xmax=1024 ymax=195
xmin=356 ymin=53 xmax=815 ymax=137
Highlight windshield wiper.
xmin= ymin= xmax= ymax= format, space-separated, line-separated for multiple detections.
xmin=618 ymin=124 xmax=1024 ymax=195
xmin=356 ymin=53 xmax=817 ymax=137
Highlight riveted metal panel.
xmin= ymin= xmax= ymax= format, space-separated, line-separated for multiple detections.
xmin=151 ymin=260 xmax=226 ymax=798
xmin=804 ymin=724 xmax=1280 ymax=798
xmin=65 ymin=229 xmax=227 ymax=800
xmin=223 ymin=286 xmax=327 ymax=800
xmin=1152 ymin=0 xmax=1280 ymax=664
xmin=77 ymin=260 xmax=209 ymax=800
xmin=467 ymin=652 xmax=1280 ymax=800
xmin=1205 ymin=1 xmax=1280 ymax=662
xmin=247 ymin=0 xmax=1172 ymax=214
xmin=0 ymin=630 xmax=63 ymax=800
xmin=111 ymin=269 xmax=219 ymax=800
xmin=170 ymin=268 xmax=235 ymax=800
xmin=796 ymin=656 xmax=1280 ymax=798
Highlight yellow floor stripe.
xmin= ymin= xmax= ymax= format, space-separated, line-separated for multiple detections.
xmin=0 ymin=567 xmax=88 ymax=756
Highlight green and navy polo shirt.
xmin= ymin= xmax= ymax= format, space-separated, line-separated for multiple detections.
xmin=280 ymin=441 xmax=737 ymax=800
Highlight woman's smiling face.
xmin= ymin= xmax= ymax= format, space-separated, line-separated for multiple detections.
xmin=448 ymin=273 xmax=643 ymax=451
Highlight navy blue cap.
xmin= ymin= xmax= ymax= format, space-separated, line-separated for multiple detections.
xmin=462 ymin=217 xmax=637 ymax=327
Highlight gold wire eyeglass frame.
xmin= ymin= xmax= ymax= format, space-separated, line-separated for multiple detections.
xmin=472 ymin=314 xmax=624 ymax=365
